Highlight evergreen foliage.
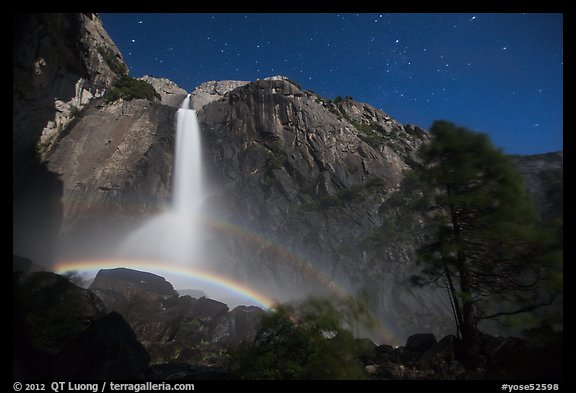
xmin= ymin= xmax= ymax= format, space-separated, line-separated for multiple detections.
xmin=399 ymin=121 xmax=562 ymax=361
xmin=227 ymin=295 xmax=376 ymax=379
xmin=104 ymin=76 xmax=160 ymax=102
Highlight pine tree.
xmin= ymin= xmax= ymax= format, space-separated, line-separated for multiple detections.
xmin=411 ymin=121 xmax=560 ymax=363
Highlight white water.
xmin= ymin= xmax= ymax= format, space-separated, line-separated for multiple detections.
xmin=174 ymin=95 xmax=203 ymax=213
xmin=118 ymin=94 xmax=205 ymax=265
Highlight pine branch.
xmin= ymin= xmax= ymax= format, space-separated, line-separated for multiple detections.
xmin=480 ymin=294 xmax=558 ymax=319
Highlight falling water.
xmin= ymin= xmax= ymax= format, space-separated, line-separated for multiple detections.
xmin=117 ymin=94 xmax=205 ymax=265
xmin=174 ymin=95 xmax=203 ymax=213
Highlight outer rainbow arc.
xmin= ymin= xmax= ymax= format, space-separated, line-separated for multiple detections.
xmin=53 ymin=258 xmax=277 ymax=310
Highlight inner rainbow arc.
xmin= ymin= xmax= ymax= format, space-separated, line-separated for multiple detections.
xmin=53 ymin=258 xmax=277 ymax=310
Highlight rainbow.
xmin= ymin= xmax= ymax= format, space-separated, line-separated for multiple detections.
xmin=53 ymin=214 xmax=403 ymax=345
xmin=54 ymin=259 xmax=277 ymax=310
xmin=203 ymin=215 xmax=350 ymax=298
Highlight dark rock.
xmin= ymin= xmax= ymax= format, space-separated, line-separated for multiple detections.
xmin=17 ymin=271 xmax=106 ymax=353
xmin=211 ymin=305 xmax=264 ymax=344
xmin=418 ymin=334 xmax=458 ymax=370
xmin=131 ymin=299 xmax=192 ymax=343
xmin=229 ymin=305 xmax=265 ymax=341
xmin=178 ymin=289 xmax=208 ymax=299
xmin=53 ymin=312 xmax=150 ymax=379
xmin=89 ymin=269 xmax=198 ymax=343
xmin=406 ymin=333 xmax=437 ymax=353
xmin=188 ymin=297 xmax=230 ymax=322
xmin=376 ymin=344 xmax=394 ymax=355
xmin=90 ymin=268 xmax=178 ymax=306
xmin=480 ymin=334 xmax=528 ymax=363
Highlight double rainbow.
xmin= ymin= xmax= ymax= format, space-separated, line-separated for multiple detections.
xmin=53 ymin=214 xmax=402 ymax=345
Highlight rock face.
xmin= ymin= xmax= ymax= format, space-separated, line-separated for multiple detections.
xmin=190 ymin=79 xmax=249 ymax=110
xmin=140 ymin=75 xmax=188 ymax=107
xmin=13 ymin=13 xmax=128 ymax=266
xmin=44 ymin=98 xmax=178 ymax=256
xmin=13 ymin=13 xmax=125 ymax=156
xmin=513 ymin=151 xmax=563 ymax=221
xmin=196 ymin=78 xmax=451 ymax=344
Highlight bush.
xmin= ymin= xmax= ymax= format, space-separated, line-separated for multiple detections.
xmin=104 ymin=76 xmax=160 ymax=102
xmin=227 ymin=297 xmax=371 ymax=379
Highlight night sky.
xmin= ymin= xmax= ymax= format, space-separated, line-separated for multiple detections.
xmin=100 ymin=13 xmax=563 ymax=155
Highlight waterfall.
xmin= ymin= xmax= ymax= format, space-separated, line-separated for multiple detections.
xmin=117 ymin=94 xmax=205 ymax=265
xmin=174 ymin=95 xmax=203 ymax=213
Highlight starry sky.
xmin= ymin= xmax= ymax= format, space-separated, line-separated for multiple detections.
xmin=100 ymin=13 xmax=563 ymax=155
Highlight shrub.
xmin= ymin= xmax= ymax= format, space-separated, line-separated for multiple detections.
xmin=104 ymin=76 xmax=160 ymax=102
xmin=227 ymin=297 xmax=371 ymax=380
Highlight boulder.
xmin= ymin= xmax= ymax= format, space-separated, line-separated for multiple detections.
xmin=418 ymin=335 xmax=458 ymax=370
xmin=376 ymin=344 xmax=394 ymax=355
xmin=211 ymin=305 xmax=264 ymax=343
xmin=406 ymin=333 xmax=436 ymax=353
xmin=17 ymin=271 xmax=106 ymax=353
xmin=90 ymin=268 xmax=192 ymax=343
xmin=53 ymin=312 xmax=150 ymax=379
xmin=90 ymin=268 xmax=178 ymax=307
xmin=187 ymin=297 xmax=229 ymax=322
xmin=406 ymin=333 xmax=437 ymax=353
xmin=229 ymin=305 xmax=265 ymax=341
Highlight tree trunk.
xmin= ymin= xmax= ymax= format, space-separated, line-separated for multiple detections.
xmin=459 ymin=267 xmax=479 ymax=365
xmin=446 ymin=183 xmax=479 ymax=364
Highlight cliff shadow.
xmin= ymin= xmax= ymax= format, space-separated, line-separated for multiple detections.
xmin=12 ymin=14 xmax=89 ymax=266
